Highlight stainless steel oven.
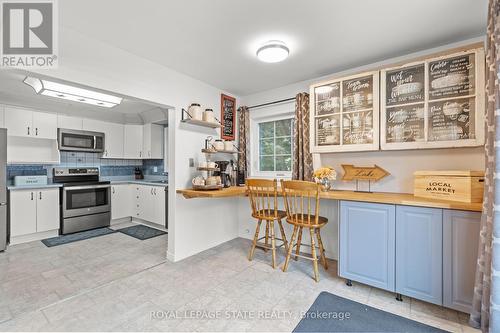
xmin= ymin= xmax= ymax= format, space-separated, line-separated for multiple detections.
xmin=58 ymin=128 xmax=105 ymax=153
xmin=54 ymin=167 xmax=111 ymax=234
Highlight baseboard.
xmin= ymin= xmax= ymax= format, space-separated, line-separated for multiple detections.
xmin=10 ymin=229 xmax=59 ymax=245
xmin=110 ymin=217 xmax=132 ymax=225
xmin=131 ymin=218 xmax=168 ymax=232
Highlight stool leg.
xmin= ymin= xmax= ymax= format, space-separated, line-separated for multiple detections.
xmin=309 ymin=228 xmax=320 ymax=282
xmin=248 ymin=219 xmax=262 ymax=261
xmin=295 ymin=227 xmax=303 ymax=261
xmin=270 ymin=220 xmax=277 ymax=269
xmin=316 ymin=228 xmax=328 ymax=270
xmin=264 ymin=221 xmax=270 ymax=252
xmin=283 ymin=225 xmax=298 ymax=272
xmin=277 ymin=219 xmax=289 ymax=254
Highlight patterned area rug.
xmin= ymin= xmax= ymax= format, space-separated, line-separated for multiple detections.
xmin=117 ymin=224 xmax=167 ymax=240
xmin=293 ymin=292 xmax=450 ymax=333
xmin=41 ymin=228 xmax=116 ymax=247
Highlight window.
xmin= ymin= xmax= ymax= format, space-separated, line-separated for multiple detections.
xmin=252 ymin=116 xmax=293 ymax=178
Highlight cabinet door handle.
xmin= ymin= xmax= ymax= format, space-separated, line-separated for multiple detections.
xmin=35 ymin=128 xmax=38 ymax=136
xmin=112 ymin=187 xmax=115 ymax=194
xmin=139 ymin=151 xmax=142 ymax=158
xmin=151 ymin=188 xmax=154 ymax=195
xmin=148 ymin=151 xmax=151 ymax=157
xmin=27 ymin=126 xmax=30 ymax=135
xmin=30 ymin=192 xmax=33 ymax=200
xmin=39 ymin=192 xmax=42 ymax=200
xmin=154 ymin=188 xmax=157 ymax=195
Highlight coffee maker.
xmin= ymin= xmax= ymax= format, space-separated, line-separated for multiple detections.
xmin=214 ymin=161 xmax=231 ymax=188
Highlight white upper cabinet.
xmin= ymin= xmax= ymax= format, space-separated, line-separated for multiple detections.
xmin=32 ymin=112 xmax=57 ymax=139
xmin=142 ymin=123 xmax=163 ymax=159
xmin=4 ymin=106 xmax=57 ymax=139
xmin=380 ymin=47 xmax=485 ymax=150
xmin=309 ymin=71 xmax=380 ymax=153
xmin=124 ymin=124 xmax=143 ymax=159
xmin=57 ymin=115 xmax=83 ymax=130
xmin=83 ymin=119 xmax=124 ymax=158
xmin=0 ymin=105 xmax=5 ymax=128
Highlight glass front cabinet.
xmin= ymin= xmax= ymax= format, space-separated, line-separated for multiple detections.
xmin=309 ymin=71 xmax=380 ymax=153
xmin=380 ymin=48 xmax=485 ymax=150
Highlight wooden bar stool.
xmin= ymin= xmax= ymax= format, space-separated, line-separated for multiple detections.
xmin=246 ymin=179 xmax=289 ymax=268
xmin=280 ymin=180 xmax=328 ymax=282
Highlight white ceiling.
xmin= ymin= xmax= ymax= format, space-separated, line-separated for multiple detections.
xmin=0 ymin=70 xmax=168 ymax=124
xmin=60 ymin=0 xmax=487 ymax=96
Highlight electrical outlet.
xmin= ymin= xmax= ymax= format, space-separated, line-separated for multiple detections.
xmin=153 ymin=166 xmax=158 ymax=172
xmin=189 ymin=158 xmax=194 ymax=167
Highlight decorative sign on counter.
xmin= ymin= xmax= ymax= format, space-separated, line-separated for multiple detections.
xmin=221 ymin=94 xmax=236 ymax=140
xmin=386 ymin=64 xmax=425 ymax=106
xmin=342 ymin=164 xmax=390 ymax=182
xmin=428 ymin=53 xmax=475 ymax=100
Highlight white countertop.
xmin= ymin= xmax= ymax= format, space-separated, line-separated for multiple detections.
xmin=7 ymin=177 xmax=168 ymax=190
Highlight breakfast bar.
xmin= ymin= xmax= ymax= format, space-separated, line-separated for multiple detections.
xmin=177 ymin=186 xmax=482 ymax=211
xmin=177 ymin=185 xmax=481 ymax=313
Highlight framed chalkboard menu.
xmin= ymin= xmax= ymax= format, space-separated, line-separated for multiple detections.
xmin=381 ymin=47 xmax=485 ymax=150
xmin=221 ymin=94 xmax=236 ymax=140
xmin=310 ymin=71 xmax=379 ymax=153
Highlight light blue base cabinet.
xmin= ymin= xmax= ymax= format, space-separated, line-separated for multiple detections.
xmin=396 ymin=206 xmax=443 ymax=305
xmin=443 ymin=210 xmax=481 ymax=313
xmin=339 ymin=201 xmax=396 ymax=292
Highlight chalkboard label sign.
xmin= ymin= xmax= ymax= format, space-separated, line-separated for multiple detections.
xmin=428 ymin=53 xmax=475 ymax=100
xmin=385 ymin=104 xmax=425 ymax=143
xmin=428 ymin=97 xmax=475 ymax=141
xmin=386 ymin=64 xmax=425 ymax=106
xmin=221 ymin=94 xmax=236 ymax=140
xmin=342 ymin=76 xmax=373 ymax=111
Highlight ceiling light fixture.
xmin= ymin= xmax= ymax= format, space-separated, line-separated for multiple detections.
xmin=23 ymin=77 xmax=123 ymax=108
xmin=256 ymin=40 xmax=289 ymax=63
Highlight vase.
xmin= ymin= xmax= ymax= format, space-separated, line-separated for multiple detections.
xmin=315 ymin=177 xmax=332 ymax=192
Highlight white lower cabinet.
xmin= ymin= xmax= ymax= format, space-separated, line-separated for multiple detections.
xmin=111 ymin=184 xmax=166 ymax=227
xmin=10 ymin=188 xmax=59 ymax=237
xmin=111 ymin=184 xmax=132 ymax=220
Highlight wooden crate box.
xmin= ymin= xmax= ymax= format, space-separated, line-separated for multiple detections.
xmin=414 ymin=171 xmax=485 ymax=203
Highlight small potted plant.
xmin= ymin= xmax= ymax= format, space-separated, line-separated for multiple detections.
xmin=313 ymin=167 xmax=337 ymax=191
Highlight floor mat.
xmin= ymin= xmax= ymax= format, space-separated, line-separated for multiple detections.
xmin=293 ymin=291 xmax=450 ymax=333
xmin=117 ymin=224 xmax=167 ymax=240
xmin=41 ymin=227 xmax=116 ymax=247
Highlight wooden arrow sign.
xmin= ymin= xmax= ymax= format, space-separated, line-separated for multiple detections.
xmin=342 ymin=164 xmax=390 ymax=182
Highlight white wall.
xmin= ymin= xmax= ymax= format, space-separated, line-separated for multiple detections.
xmin=237 ymin=37 xmax=486 ymax=260
xmin=34 ymin=27 xmax=241 ymax=261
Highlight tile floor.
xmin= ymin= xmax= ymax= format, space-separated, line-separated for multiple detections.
xmin=0 ymin=221 xmax=480 ymax=332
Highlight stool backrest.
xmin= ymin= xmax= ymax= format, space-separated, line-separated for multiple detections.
xmin=280 ymin=180 xmax=321 ymax=226
xmin=246 ymin=178 xmax=279 ymax=219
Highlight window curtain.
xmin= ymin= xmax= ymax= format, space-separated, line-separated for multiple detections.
xmin=470 ymin=1 xmax=500 ymax=331
xmin=293 ymin=92 xmax=313 ymax=181
xmin=237 ymin=106 xmax=250 ymax=174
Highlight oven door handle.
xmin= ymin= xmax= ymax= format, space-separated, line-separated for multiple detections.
xmin=63 ymin=184 xmax=111 ymax=191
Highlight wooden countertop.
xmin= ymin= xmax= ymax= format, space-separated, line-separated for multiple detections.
xmin=176 ymin=187 xmax=483 ymax=212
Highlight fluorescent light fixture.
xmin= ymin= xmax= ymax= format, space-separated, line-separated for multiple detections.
xmin=256 ymin=40 xmax=289 ymax=63
xmin=315 ymin=85 xmax=334 ymax=94
xmin=23 ymin=77 xmax=122 ymax=108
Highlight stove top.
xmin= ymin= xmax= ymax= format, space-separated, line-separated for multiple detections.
xmin=61 ymin=180 xmax=110 ymax=187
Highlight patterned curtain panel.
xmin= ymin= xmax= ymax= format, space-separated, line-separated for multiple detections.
xmin=237 ymin=106 xmax=250 ymax=174
xmin=470 ymin=1 xmax=500 ymax=331
xmin=293 ymin=93 xmax=313 ymax=181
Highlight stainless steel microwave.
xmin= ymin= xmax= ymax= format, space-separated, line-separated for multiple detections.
xmin=58 ymin=128 xmax=105 ymax=153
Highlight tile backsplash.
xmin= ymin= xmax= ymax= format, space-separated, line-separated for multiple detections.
xmin=7 ymin=151 xmax=166 ymax=180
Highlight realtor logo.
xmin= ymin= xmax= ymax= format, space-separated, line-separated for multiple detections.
xmin=1 ymin=0 xmax=58 ymax=68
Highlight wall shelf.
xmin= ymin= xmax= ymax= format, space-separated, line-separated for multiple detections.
xmin=181 ymin=108 xmax=221 ymax=128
